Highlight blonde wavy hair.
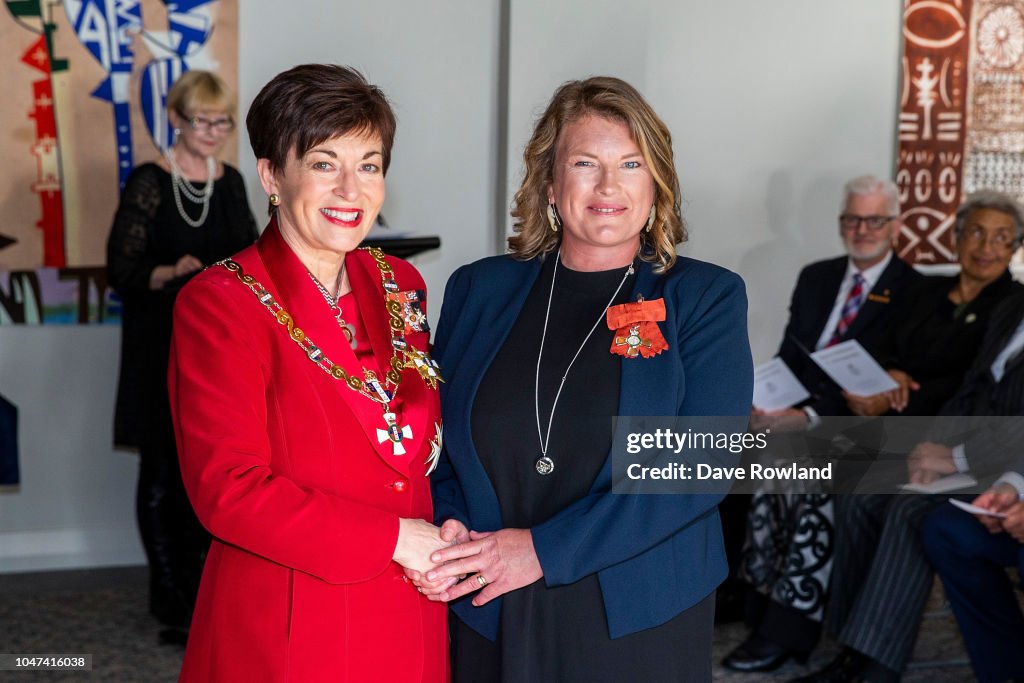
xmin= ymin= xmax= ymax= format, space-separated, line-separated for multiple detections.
xmin=509 ymin=76 xmax=685 ymax=273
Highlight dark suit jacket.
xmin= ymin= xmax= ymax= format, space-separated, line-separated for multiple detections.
xmin=777 ymin=254 xmax=920 ymax=415
xmin=431 ymin=254 xmax=753 ymax=641
xmin=935 ymin=291 xmax=1024 ymax=479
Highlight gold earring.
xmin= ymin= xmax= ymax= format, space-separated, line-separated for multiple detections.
xmin=645 ymin=204 xmax=657 ymax=233
xmin=546 ymin=203 xmax=562 ymax=232
xmin=269 ymin=194 xmax=281 ymax=206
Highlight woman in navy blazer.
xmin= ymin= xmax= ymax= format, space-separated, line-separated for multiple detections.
xmin=412 ymin=77 xmax=753 ymax=681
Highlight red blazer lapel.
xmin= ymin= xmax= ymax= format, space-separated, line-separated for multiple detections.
xmin=255 ymin=220 xmax=412 ymax=475
xmin=346 ymin=250 xmax=394 ymax=379
xmin=347 ymin=249 xmax=435 ymax=474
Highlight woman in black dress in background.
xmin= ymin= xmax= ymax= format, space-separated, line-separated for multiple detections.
xmin=106 ymin=70 xmax=257 ymax=636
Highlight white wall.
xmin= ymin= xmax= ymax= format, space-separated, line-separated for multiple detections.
xmin=0 ymin=326 xmax=141 ymax=571
xmin=236 ymin=0 xmax=501 ymax=305
xmin=2 ymin=1 xmax=908 ymax=571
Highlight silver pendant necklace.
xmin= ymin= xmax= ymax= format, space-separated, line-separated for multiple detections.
xmin=307 ymin=266 xmax=358 ymax=349
xmin=534 ymin=251 xmax=634 ymax=475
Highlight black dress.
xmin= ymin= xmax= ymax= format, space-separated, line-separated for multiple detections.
xmin=106 ymin=161 xmax=257 ymax=627
xmin=452 ymin=254 xmax=714 ymax=683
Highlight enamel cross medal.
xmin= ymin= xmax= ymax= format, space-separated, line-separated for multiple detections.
xmin=364 ymin=369 xmax=412 ymax=456
xmin=614 ymin=325 xmax=652 ymax=358
xmin=378 ymin=411 xmax=413 ymax=456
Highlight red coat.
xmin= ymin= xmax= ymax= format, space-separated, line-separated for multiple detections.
xmin=169 ymin=222 xmax=447 ymax=682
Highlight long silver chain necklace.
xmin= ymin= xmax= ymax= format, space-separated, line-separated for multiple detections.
xmin=307 ymin=267 xmax=358 ymax=349
xmin=534 ymin=251 xmax=634 ymax=475
xmin=166 ymin=148 xmax=215 ymax=228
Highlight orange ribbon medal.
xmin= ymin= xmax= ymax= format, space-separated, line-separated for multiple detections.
xmin=606 ymin=297 xmax=669 ymax=358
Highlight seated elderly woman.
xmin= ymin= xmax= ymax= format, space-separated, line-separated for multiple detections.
xmin=794 ymin=192 xmax=1024 ymax=683
xmin=169 ymin=65 xmax=449 ymax=682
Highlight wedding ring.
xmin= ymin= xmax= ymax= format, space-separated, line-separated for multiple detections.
xmin=476 ymin=574 xmax=488 ymax=587
xmin=416 ymin=586 xmax=423 ymax=593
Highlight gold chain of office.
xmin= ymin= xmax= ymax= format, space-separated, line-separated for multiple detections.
xmin=218 ymin=247 xmax=442 ymax=407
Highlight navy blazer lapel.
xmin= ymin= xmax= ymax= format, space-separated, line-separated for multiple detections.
xmin=446 ymin=257 xmax=543 ymax=530
xmin=589 ymin=262 xmax=678 ymax=493
xmin=617 ymin=262 xmax=676 ymax=416
xmin=449 ymin=259 xmax=543 ymax=414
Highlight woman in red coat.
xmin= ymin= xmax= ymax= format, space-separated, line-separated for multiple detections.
xmin=169 ymin=64 xmax=448 ymax=682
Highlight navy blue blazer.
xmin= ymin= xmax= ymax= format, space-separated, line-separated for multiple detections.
xmin=431 ymin=253 xmax=754 ymax=640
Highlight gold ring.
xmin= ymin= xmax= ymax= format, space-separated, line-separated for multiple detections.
xmin=476 ymin=574 xmax=488 ymax=587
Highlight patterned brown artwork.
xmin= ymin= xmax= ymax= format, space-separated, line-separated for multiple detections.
xmin=897 ymin=0 xmax=1024 ymax=265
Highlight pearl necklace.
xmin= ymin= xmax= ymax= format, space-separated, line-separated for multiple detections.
xmin=166 ymin=149 xmax=215 ymax=228
xmin=534 ymin=252 xmax=634 ymax=475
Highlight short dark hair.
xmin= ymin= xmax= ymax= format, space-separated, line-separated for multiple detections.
xmin=246 ymin=64 xmax=396 ymax=174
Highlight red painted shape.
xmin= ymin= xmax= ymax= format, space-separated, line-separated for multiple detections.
xmin=22 ymin=36 xmax=66 ymax=268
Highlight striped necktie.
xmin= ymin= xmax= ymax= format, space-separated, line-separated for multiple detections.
xmin=827 ymin=273 xmax=865 ymax=347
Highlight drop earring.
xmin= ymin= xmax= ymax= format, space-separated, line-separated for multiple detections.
xmin=546 ymin=203 xmax=563 ymax=232
xmin=645 ymin=204 xmax=657 ymax=233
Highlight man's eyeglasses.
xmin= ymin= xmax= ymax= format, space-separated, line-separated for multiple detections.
xmin=959 ymin=225 xmax=1017 ymax=250
xmin=839 ymin=214 xmax=897 ymax=231
xmin=179 ymin=112 xmax=235 ymax=133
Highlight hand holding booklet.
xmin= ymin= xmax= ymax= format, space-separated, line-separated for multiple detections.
xmin=753 ymin=358 xmax=810 ymax=412
xmin=809 ymin=340 xmax=898 ymax=396
xmin=948 ymin=497 xmax=1008 ymax=518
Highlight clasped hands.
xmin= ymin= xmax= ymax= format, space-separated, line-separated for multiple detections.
xmin=394 ymin=518 xmax=542 ymax=607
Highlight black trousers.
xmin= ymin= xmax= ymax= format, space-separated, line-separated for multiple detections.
xmin=137 ymin=432 xmax=209 ymax=628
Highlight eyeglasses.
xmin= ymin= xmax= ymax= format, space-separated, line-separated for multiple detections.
xmin=179 ymin=111 xmax=235 ymax=133
xmin=960 ymin=225 xmax=1017 ymax=249
xmin=839 ymin=214 xmax=897 ymax=231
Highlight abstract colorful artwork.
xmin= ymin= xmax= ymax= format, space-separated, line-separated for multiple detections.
xmin=0 ymin=0 xmax=238 ymax=324
xmin=897 ymin=0 xmax=1024 ymax=265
